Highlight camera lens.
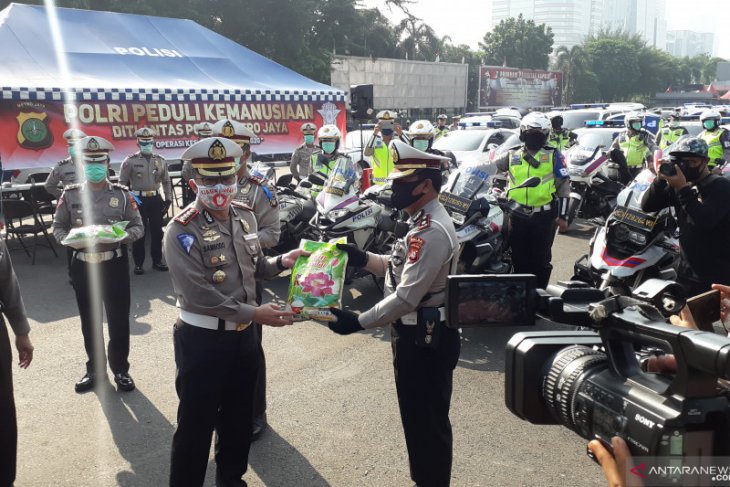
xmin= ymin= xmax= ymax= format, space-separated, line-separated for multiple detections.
xmin=542 ymin=345 xmax=609 ymax=431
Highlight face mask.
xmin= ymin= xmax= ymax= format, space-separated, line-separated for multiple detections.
xmin=703 ymin=120 xmax=716 ymax=130
xmin=304 ymin=134 xmax=315 ymax=145
xmin=677 ymin=160 xmax=705 ymax=182
xmin=196 ymin=182 xmax=238 ymax=210
xmin=551 ymin=122 xmax=561 ymax=130
xmin=381 ymin=128 xmax=394 ymax=137
xmin=322 ymin=141 xmax=336 ymax=154
xmin=412 ymin=139 xmax=430 ymax=152
xmin=391 ymin=179 xmax=424 ymax=210
xmin=234 ymin=157 xmax=242 ymax=171
xmin=139 ymin=142 xmax=153 ymax=155
xmin=84 ymin=163 xmax=107 ymax=183
xmin=68 ymin=146 xmax=76 ymax=158
xmin=670 ymin=121 xmax=679 ymax=129
xmin=630 ymin=122 xmax=642 ymax=131
xmin=523 ymin=132 xmax=547 ymax=151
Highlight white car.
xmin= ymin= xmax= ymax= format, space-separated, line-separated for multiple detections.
xmin=342 ymin=129 xmax=374 ymax=168
xmin=433 ymin=128 xmax=516 ymax=165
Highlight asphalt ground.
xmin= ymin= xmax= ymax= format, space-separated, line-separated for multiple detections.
xmin=7 ymin=215 xmax=607 ymax=487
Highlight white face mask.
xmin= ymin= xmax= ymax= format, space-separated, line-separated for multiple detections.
xmin=196 ymin=182 xmax=238 ymax=210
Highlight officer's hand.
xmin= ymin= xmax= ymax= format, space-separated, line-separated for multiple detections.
xmin=336 ymin=243 xmax=368 ymax=268
xmin=15 ymin=333 xmax=33 ymax=369
xmin=557 ymin=218 xmax=569 ymax=233
xmin=280 ymin=249 xmax=311 ymax=269
xmin=254 ymin=303 xmax=295 ymax=327
xmin=328 ymin=308 xmax=364 ymax=335
xmin=394 ymin=123 xmax=403 ymax=136
xmin=373 ymin=123 xmax=381 ymax=135
xmin=588 ymin=437 xmax=642 ymax=487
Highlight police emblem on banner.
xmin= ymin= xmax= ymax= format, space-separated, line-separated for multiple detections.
xmin=317 ymin=102 xmax=341 ymax=126
xmin=16 ymin=109 xmax=53 ymax=150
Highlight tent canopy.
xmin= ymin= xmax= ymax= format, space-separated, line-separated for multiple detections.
xmin=0 ymin=3 xmax=345 ymax=103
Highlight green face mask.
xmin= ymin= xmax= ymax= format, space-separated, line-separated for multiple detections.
xmin=234 ymin=157 xmax=242 ymax=171
xmin=630 ymin=122 xmax=642 ymax=131
xmin=322 ymin=141 xmax=336 ymax=154
xmin=68 ymin=146 xmax=76 ymax=158
xmin=412 ymin=139 xmax=429 ymax=152
xmin=304 ymin=134 xmax=315 ymax=145
xmin=703 ymin=120 xmax=716 ymax=130
xmin=84 ymin=163 xmax=107 ymax=183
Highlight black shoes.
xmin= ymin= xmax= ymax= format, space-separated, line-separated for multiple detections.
xmin=134 ymin=266 xmax=144 ymax=275
xmin=152 ymin=262 xmax=168 ymax=272
xmin=251 ymin=413 xmax=268 ymax=442
xmin=74 ymin=373 xmax=96 ymax=393
xmin=114 ymin=372 xmax=136 ymax=392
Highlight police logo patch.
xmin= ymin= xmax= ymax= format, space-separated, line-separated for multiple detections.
xmin=109 ymin=197 xmax=119 ymax=208
xmin=407 ymin=236 xmax=424 ymax=263
xmin=177 ymin=233 xmax=195 ymax=255
xmin=88 ymin=138 xmax=100 ymax=151
xmin=208 ymin=139 xmax=227 ymax=161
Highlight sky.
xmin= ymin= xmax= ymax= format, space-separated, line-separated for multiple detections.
xmin=361 ymin=0 xmax=730 ymax=59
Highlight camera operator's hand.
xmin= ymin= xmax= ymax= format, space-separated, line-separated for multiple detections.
xmin=669 ymin=306 xmax=697 ymax=330
xmin=645 ymin=354 xmax=677 ymax=374
xmin=711 ymin=283 xmax=730 ymax=323
xmin=657 ymin=163 xmax=689 ymax=190
xmin=588 ymin=436 xmax=643 ymax=487
xmin=336 ymin=243 xmax=368 ymax=268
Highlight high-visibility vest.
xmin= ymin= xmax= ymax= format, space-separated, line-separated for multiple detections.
xmin=507 ymin=148 xmax=556 ymax=207
xmin=618 ymin=133 xmax=650 ymax=167
xmin=371 ymin=143 xmax=393 ymax=185
xmin=699 ymin=129 xmax=724 ymax=167
xmin=658 ymin=127 xmax=685 ymax=149
xmin=310 ymin=153 xmax=335 ymax=176
xmin=435 ymin=127 xmax=450 ymax=140
xmin=548 ymin=130 xmax=572 ymax=151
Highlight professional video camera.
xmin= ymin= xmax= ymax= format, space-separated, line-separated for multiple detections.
xmin=446 ymin=275 xmax=730 ymax=476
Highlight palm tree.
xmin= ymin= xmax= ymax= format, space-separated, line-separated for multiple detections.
xmin=553 ymin=45 xmax=590 ymax=104
xmin=396 ymin=15 xmax=442 ymax=61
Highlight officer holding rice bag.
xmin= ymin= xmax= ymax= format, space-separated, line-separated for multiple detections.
xmin=53 ymin=136 xmax=144 ymax=393
xmin=163 ymin=137 xmax=307 ymax=487
xmin=328 ymin=140 xmax=460 ymax=487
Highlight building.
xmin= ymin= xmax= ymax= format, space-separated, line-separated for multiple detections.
xmin=666 ymin=30 xmax=715 ymax=58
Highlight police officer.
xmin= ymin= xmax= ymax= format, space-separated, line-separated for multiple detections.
xmin=449 ymin=115 xmax=461 ymax=131
xmin=310 ymin=124 xmax=354 ymax=180
xmin=328 ymin=140 xmax=460 ymax=487
xmin=547 ymin=114 xmax=577 ymax=151
xmin=0 ymin=238 xmax=34 ymax=487
xmin=53 ymin=136 xmax=144 ymax=393
xmin=289 ymin=122 xmax=321 ymax=182
xmin=164 ymin=136 xmax=306 ymax=487
xmin=182 ymin=122 xmax=215 ymax=206
xmin=609 ymin=112 xmax=657 ymax=184
xmin=364 ymin=110 xmax=404 ymax=185
xmin=44 ymin=128 xmax=86 ymax=199
xmin=406 ymin=120 xmax=457 ymax=178
xmin=119 ymin=127 xmax=172 ymax=275
xmin=698 ymin=109 xmax=730 ymax=173
xmin=435 ymin=114 xmax=450 ymax=139
xmin=494 ymin=112 xmax=570 ymax=288
xmin=656 ymin=113 xmax=688 ymax=150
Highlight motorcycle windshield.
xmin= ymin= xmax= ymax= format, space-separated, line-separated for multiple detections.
xmin=450 ymin=163 xmax=494 ymax=200
xmin=618 ymin=168 xmax=656 ymax=210
xmin=249 ymin=161 xmax=274 ymax=181
xmin=318 ymin=156 xmax=361 ymax=213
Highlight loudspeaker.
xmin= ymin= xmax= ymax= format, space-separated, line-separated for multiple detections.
xmin=350 ymin=84 xmax=373 ymax=120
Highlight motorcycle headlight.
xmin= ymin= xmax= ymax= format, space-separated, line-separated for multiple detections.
xmin=452 ymin=213 xmax=466 ymax=225
xmin=629 ymin=231 xmax=647 ymax=245
xmin=612 ymin=223 xmax=631 ymax=242
xmin=328 ymin=209 xmax=350 ymax=220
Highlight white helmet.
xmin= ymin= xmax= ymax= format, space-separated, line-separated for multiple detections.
xmin=700 ymin=109 xmax=721 ymax=122
xmin=407 ymin=120 xmax=436 ymax=138
xmin=519 ymin=112 xmax=551 ymax=135
xmin=625 ymin=111 xmax=643 ymax=125
xmin=317 ymin=124 xmax=341 ymax=140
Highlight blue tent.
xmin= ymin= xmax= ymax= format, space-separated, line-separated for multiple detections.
xmin=0 ymin=3 xmax=345 ymax=103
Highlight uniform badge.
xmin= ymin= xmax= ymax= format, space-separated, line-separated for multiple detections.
xmin=203 ymin=229 xmax=220 ymax=242
xmin=177 ymin=233 xmax=195 ymax=255
xmin=210 ymin=255 xmax=220 ymax=265
xmin=407 ymin=236 xmax=425 ymax=263
xmin=242 ymin=220 xmax=250 ymax=233
xmin=417 ymin=215 xmax=431 ymax=231
xmin=236 ymin=322 xmax=250 ymax=331
xmin=202 ymin=210 xmax=215 ymax=225
xmin=109 ymin=197 xmax=119 ymax=208
xmin=75 ymin=218 xmax=83 ymax=226
xmin=212 ymin=269 xmax=226 ymax=283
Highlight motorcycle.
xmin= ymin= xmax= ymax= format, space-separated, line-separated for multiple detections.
xmin=572 ymin=168 xmax=680 ymax=296
xmin=274 ymin=172 xmax=318 ymax=252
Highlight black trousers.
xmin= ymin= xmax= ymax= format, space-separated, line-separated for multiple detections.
xmin=133 ymin=194 xmax=164 ymax=267
xmin=170 ymin=322 xmax=258 ymax=487
xmin=391 ymin=322 xmax=461 ymax=487
xmin=508 ymin=207 xmax=559 ymax=289
xmin=0 ymin=321 xmax=17 ymax=487
xmin=70 ymin=250 xmax=131 ymax=375
xmin=252 ymin=282 xmax=266 ymax=419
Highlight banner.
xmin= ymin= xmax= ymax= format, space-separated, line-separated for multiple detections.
xmin=479 ymin=66 xmax=562 ymax=108
xmin=0 ymin=99 xmax=347 ymax=170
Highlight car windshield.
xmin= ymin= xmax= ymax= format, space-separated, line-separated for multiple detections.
xmin=449 ymin=162 xmax=494 ymax=199
xmin=324 ymin=156 xmax=359 ymax=194
xmin=561 ymin=111 xmax=600 ymax=129
xmin=433 ymin=131 xmax=485 ymax=152
xmin=492 ymin=133 xmax=521 ymax=159
xmin=576 ymin=130 xmax=617 ymax=150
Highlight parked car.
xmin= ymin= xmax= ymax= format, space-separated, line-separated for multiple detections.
xmin=433 ymin=128 xmax=516 ymax=165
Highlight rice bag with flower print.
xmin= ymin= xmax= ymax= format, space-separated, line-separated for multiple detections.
xmin=287 ymin=238 xmax=348 ymax=322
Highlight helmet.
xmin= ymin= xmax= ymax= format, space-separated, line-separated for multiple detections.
xmin=700 ymin=109 xmax=721 ymax=122
xmin=301 ymin=122 xmax=317 ymax=133
xmin=519 ymin=112 xmax=551 ymax=135
xmin=549 ymin=114 xmax=564 ymax=126
xmin=625 ymin=112 xmax=643 ymax=125
xmin=317 ymin=124 xmax=341 ymax=140
xmin=437 ymin=114 xmax=448 ymax=120
xmin=407 ymin=120 xmax=436 ymax=138
xmin=668 ymin=136 xmax=709 ymax=159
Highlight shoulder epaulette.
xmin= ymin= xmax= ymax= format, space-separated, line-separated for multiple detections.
xmin=63 ymin=183 xmax=82 ymax=191
xmin=111 ymin=182 xmax=130 ymax=191
xmin=58 ymin=157 xmax=72 ymax=166
xmin=174 ymin=206 xmax=200 ymax=226
xmin=247 ymin=175 xmax=267 ymax=187
xmin=231 ymin=200 xmax=254 ymax=211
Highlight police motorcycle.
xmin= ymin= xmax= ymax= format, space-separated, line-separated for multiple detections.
xmin=573 ymin=168 xmax=680 ymax=296
xmin=274 ymin=171 xmax=318 ymax=250
xmin=564 ymin=120 xmax=625 ymax=226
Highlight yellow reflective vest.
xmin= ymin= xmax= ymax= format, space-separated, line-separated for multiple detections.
xmin=699 ymin=129 xmax=725 ymax=168
xmin=371 ymin=143 xmax=394 ymax=185
xmin=618 ymin=133 xmax=651 ymax=167
xmin=507 ymin=148 xmax=557 ymax=207
xmin=658 ymin=127 xmax=685 ymax=150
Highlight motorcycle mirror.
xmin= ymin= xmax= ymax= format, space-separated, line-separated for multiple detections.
xmin=277 ymin=173 xmax=293 ymax=187
xmin=308 ymin=173 xmax=326 ymax=186
xmin=300 ymin=180 xmax=313 ymax=189
xmin=513 ymin=176 xmax=541 ymax=190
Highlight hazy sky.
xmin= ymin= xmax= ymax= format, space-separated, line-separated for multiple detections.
xmin=361 ymin=0 xmax=730 ymax=58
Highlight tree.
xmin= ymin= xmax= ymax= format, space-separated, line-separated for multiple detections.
xmin=553 ymin=45 xmax=590 ymax=104
xmin=583 ymin=33 xmax=642 ymax=101
xmin=635 ymin=47 xmax=675 ymax=97
xmin=479 ymin=14 xmax=553 ymax=69
xmin=395 ymin=14 xmax=442 ymax=61
xmin=441 ymin=43 xmax=481 ymax=110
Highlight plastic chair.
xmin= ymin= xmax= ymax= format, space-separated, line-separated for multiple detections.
xmin=2 ymin=198 xmax=58 ymax=264
xmin=167 ymin=161 xmax=186 ymax=209
xmin=25 ymin=172 xmax=56 ymax=221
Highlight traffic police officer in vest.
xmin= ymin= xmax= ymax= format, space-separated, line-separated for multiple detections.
xmin=609 ymin=112 xmax=657 ymax=184
xmin=547 ymin=114 xmax=577 ymax=151
xmin=164 ymin=136 xmax=306 ymax=487
xmin=311 ymin=124 xmax=353 ymax=179
xmin=656 ymin=113 xmax=688 ymax=150
xmin=53 ymin=136 xmax=144 ymax=393
xmin=435 ymin=113 xmax=450 ymax=139
xmin=494 ymin=112 xmax=570 ymax=288
xmin=328 ymin=140 xmax=460 ymax=487
xmin=364 ymin=110 xmax=404 ymax=184
xmin=407 ymin=120 xmax=457 ymax=180
xmin=289 ymin=122 xmax=321 ymax=182
xmin=44 ymin=128 xmax=86 ymax=199
xmin=698 ymin=109 xmax=730 ymax=173
xmin=182 ymin=122 xmax=215 ymax=205
xmin=119 ymin=127 xmax=172 ymax=275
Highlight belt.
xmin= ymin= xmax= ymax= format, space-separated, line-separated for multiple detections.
xmin=74 ymin=248 xmax=122 ymax=263
xmin=399 ymin=307 xmax=446 ymax=326
xmin=179 ymin=308 xmax=251 ymax=332
xmin=515 ymin=202 xmax=553 ymax=214
xmin=131 ymin=190 xmax=159 ymax=197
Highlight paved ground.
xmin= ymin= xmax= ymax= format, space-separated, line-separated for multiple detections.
xmin=8 ymin=218 xmax=607 ymax=487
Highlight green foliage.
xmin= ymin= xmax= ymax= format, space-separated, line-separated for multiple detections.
xmin=479 ymin=14 xmax=554 ymax=69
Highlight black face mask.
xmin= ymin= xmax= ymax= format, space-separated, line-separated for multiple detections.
xmin=677 ymin=160 xmax=706 ymax=182
xmin=551 ymin=122 xmax=562 ymax=131
xmin=391 ymin=180 xmax=424 ymax=210
xmin=523 ymin=132 xmax=547 ymax=150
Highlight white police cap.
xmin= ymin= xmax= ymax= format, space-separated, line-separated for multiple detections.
xmin=78 ymin=136 xmax=115 ymax=163
xmin=181 ymin=137 xmax=244 ymax=177
xmin=63 ymin=128 xmax=87 ymax=142
xmin=388 ymin=139 xmax=447 ymax=180
xmin=135 ymin=127 xmax=156 ymax=141
xmin=212 ymin=119 xmax=256 ymax=146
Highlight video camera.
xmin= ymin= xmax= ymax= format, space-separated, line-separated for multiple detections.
xmin=446 ymin=275 xmax=730 ymax=466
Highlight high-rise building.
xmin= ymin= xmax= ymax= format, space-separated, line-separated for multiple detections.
xmin=666 ymin=30 xmax=715 ymax=57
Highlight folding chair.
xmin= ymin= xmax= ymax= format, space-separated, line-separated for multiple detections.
xmin=167 ymin=161 xmax=185 ymax=209
xmin=2 ymin=198 xmax=58 ymax=264
xmin=25 ymin=172 xmax=56 ymax=222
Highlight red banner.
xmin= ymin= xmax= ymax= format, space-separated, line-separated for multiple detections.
xmin=0 ymin=99 xmax=347 ymax=170
xmin=479 ymin=66 xmax=562 ymax=108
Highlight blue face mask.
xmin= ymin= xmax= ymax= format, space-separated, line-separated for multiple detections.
xmin=84 ymin=163 xmax=107 ymax=183
xmin=139 ymin=142 xmax=153 ymax=155
xmin=412 ymin=139 xmax=430 ymax=152
xmin=304 ymin=134 xmax=315 ymax=145
xmin=381 ymin=128 xmax=394 ymax=137
xmin=322 ymin=141 xmax=336 ymax=154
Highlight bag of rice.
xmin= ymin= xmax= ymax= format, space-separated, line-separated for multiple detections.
xmin=62 ymin=221 xmax=129 ymax=249
xmin=288 ymin=238 xmax=348 ymax=322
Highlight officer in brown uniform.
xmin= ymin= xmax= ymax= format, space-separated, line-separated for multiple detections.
xmin=182 ymin=122 xmax=214 ymax=206
xmin=53 ymin=136 xmax=144 ymax=393
xmin=329 ymin=140 xmax=461 ymax=487
xmin=119 ymin=127 xmax=172 ymax=274
xmin=289 ymin=122 xmax=320 ymax=182
xmin=44 ymin=128 xmax=86 ymax=199
xmin=164 ymin=136 xmax=306 ymax=487
xmin=0 ymin=239 xmax=34 ymax=487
